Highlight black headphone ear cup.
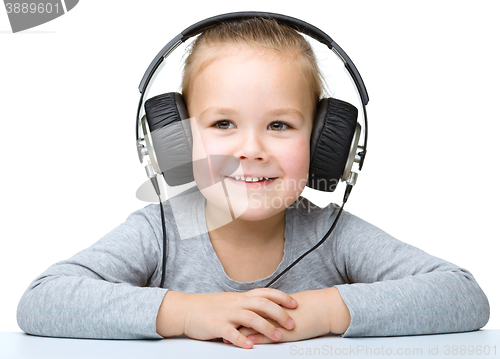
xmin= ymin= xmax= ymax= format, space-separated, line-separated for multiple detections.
xmin=144 ymin=92 xmax=194 ymax=186
xmin=308 ymin=98 xmax=358 ymax=192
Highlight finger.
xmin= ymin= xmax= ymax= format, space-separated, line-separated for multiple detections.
xmin=222 ymin=326 xmax=254 ymax=349
xmin=248 ymin=333 xmax=274 ymax=345
xmin=249 ymin=288 xmax=298 ymax=309
xmin=238 ymin=327 xmax=259 ymax=337
xmin=245 ymin=297 xmax=295 ymax=331
xmin=237 ymin=310 xmax=283 ymax=342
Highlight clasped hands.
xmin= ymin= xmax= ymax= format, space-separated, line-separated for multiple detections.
xmin=171 ymin=287 xmax=350 ymax=349
xmin=224 ymin=287 xmax=340 ymax=348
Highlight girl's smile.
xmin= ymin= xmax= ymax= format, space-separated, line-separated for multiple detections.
xmin=224 ymin=175 xmax=278 ymax=190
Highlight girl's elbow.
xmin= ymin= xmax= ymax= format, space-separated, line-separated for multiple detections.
xmin=473 ymin=288 xmax=490 ymax=330
xmin=17 ymin=281 xmax=46 ymax=336
xmin=17 ymin=293 xmax=35 ymax=335
xmin=457 ymin=268 xmax=490 ymax=330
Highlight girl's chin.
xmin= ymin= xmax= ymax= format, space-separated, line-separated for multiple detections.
xmin=231 ymin=201 xmax=286 ymax=220
xmin=204 ymin=193 xmax=297 ymax=221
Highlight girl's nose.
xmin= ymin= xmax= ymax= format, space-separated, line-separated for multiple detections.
xmin=234 ymin=133 xmax=269 ymax=162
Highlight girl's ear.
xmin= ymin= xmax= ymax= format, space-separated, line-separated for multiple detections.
xmin=144 ymin=92 xmax=195 ymax=186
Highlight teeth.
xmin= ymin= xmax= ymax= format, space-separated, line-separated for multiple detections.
xmin=229 ymin=176 xmax=276 ymax=182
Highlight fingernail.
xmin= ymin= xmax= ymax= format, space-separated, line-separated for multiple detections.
xmin=287 ymin=318 xmax=295 ymax=328
xmin=274 ymin=330 xmax=281 ymax=339
xmin=248 ymin=335 xmax=256 ymax=341
xmin=246 ymin=339 xmax=253 ymax=346
xmin=291 ymin=298 xmax=297 ymax=305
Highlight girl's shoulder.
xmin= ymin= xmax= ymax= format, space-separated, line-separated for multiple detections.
xmin=287 ymin=195 xmax=341 ymax=218
xmin=286 ymin=195 xmax=376 ymax=239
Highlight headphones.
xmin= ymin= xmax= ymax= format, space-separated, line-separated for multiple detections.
xmin=136 ymin=11 xmax=368 ymax=194
xmin=134 ymin=12 xmax=369 ymax=288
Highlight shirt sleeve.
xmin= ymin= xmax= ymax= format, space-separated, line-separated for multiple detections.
xmin=16 ymin=206 xmax=168 ymax=339
xmin=331 ymin=209 xmax=490 ymax=337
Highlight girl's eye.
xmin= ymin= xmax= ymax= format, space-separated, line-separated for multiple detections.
xmin=213 ymin=120 xmax=235 ymax=130
xmin=212 ymin=120 xmax=291 ymax=132
xmin=268 ymin=121 xmax=290 ymax=131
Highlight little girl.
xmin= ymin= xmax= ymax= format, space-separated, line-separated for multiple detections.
xmin=17 ymin=16 xmax=489 ymax=349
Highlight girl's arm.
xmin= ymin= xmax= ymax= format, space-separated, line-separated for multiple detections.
xmin=330 ymin=209 xmax=490 ymax=337
xmin=17 ymin=204 xmax=298 ymax=347
xmin=236 ymin=207 xmax=490 ymax=344
xmin=17 ymin=206 xmax=168 ymax=339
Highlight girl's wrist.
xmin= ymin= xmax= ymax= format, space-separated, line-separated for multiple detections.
xmin=156 ymin=290 xmax=188 ymax=337
xmin=327 ymin=287 xmax=351 ymax=335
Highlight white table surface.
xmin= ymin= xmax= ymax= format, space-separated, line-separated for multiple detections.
xmin=2 ymin=330 xmax=499 ymax=359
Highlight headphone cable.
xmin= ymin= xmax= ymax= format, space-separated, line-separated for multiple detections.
xmin=264 ymin=183 xmax=353 ymax=288
xmin=158 ymin=193 xmax=167 ymax=288
xmin=152 ymin=174 xmax=354 ymax=289
xmin=146 ymin=174 xmax=168 ymax=288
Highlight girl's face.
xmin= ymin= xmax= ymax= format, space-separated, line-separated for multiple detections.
xmin=189 ymin=46 xmax=314 ymax=223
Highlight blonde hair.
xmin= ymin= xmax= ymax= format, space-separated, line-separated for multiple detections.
xmin=181 ymin=17 xmax=326 ymax=110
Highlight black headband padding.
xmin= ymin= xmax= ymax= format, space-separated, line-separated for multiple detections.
xmin=182 ymin=11 xmax=333 ymax=48
xmin=145 ymin=93 xmax=188 ymax=132
xmin=308 ymin=98 xmax=358 ymax=192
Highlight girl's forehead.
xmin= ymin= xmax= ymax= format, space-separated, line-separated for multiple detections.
xmin=185 ymin=43 xmax=317 ymax=117
xmin=195 ymin=51 xmax=307 ymax=93
xmin=195 ymin=48 xmax=307 ymax=93
xmin=197 ymin=43 xmax=300 ymax=71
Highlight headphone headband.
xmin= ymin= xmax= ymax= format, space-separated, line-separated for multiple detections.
xmin=138 ymin=11 xmax=368 ymax=106
xmin=136 ymin=11 xmax=369 ymax=169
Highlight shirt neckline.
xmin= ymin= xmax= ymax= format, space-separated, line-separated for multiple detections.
xmin=197 ymin=195 xmax=295 ymax=291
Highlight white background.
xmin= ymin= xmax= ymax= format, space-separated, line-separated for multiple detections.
xmin=1 ymin=0 xmax=498 ymax=333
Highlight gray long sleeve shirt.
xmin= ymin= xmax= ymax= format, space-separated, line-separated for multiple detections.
xmin=17 ymin=185 xmax=490 ymax=339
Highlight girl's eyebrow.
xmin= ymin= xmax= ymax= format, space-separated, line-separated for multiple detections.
xmin=198 ymin=107 xmax=305 ymax=125
xmin=199 ymin=107 xmax=238 ymax=121
xmin=266 ymin=108 xmax=305 ymax=122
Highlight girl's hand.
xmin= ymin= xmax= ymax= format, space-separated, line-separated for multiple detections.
xmin=224 ymin=288 xmax=350 ymax=345
xmin=159 ymin=288 xmax=297 ymax=349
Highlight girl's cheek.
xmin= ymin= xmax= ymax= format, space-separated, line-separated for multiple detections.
xmin=197 ymin=133 xmax=230 ymax=155
xmin=281 ymin=139 xmax=310 ymax=167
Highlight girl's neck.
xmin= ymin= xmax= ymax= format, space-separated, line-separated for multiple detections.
xmin=205 ymin=202 xmax=286 ymax=249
